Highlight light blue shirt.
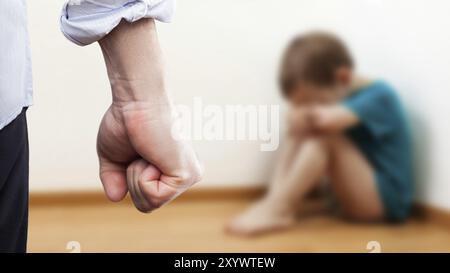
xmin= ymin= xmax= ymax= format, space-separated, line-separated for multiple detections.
xmin=0 ymin=0 xmax=33 ymax=129
xmin=60 ymin=0 xmax=175 ymax=46
xmin=0 ymin=0 xmax=175 ymax=130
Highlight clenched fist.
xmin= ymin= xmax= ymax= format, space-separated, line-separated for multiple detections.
xmin=97 ymin=19 xmax=202 ymax=212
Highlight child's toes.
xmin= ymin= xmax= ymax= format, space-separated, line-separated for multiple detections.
xmin=225 ymin=219 xmax=252 ymax=236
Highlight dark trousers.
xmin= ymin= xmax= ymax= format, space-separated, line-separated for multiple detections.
xmin=0 ymin=108 xmax=29 ymax=253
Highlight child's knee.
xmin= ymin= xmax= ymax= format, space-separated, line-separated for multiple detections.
xmin=319 ymin=133 xmax=353 ymax=152
xmin=299 ymin=134 xmax=352 ymax=167
xmin=302 ymin=134 xmax=343 ymax=150
xmin=301 ymin=135 xmax=330 ymax=154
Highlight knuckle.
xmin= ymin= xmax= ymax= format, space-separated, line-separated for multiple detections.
xmin=180 ymin=164 xmax=203 ymax=185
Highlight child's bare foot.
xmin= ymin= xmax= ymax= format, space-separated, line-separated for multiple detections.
xmin=225 ymin=199 xmax=297 ymax=236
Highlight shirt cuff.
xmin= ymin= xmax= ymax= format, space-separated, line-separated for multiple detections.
xmin=60 ymin=0 xmax=176 ymax=46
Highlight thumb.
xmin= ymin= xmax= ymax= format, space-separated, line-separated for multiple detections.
xmin=99 ymin=156 xmax=128 ymax=202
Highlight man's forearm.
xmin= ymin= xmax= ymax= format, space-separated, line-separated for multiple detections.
xmin=99 ymin=19 xmax=167 ymax=105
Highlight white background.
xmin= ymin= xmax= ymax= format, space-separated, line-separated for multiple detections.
xmin=27 ymin=0 xmax=450 ymax=210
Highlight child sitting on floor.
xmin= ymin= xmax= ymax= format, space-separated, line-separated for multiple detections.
xmin=226 ymin=32 xmax=414 ymax=236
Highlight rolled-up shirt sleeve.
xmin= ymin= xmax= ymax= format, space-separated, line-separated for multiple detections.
xmin=60 ymin=0 xmax=175 ymax=46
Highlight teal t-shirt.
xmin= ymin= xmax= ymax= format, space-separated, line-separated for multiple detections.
xmin=342 ymin=81 xmax=413 ymax=221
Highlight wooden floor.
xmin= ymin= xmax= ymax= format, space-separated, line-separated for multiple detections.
xmin=28 ymin=194 xmax=450 ymax=253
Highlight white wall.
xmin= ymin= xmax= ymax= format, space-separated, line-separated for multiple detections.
xmin=28 ymin=1 xmax=450 ymax=210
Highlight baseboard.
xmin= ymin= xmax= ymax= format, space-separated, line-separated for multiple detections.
xmin=414 ymin=203 xmax=450 ymax=228
xmin=29 ymin=187 xmax=266 ymax=206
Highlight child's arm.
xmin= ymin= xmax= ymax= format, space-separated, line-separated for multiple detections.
xmin=309 ymin=104 xmax=359 ymax=133
xmin=287 ymin=107 xmax=314 ymax=136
